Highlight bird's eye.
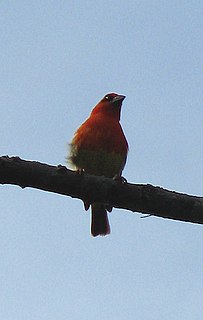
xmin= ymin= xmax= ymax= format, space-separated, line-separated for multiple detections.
xmin=105 ymin=95 xmax=114 ymax=101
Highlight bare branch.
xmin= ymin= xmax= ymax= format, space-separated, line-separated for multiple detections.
xmin=0 ymin=156 xmax=203 ymax=224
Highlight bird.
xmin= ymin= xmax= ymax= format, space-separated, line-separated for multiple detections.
xmin=68 ymin=93 xmax=128 ymax=236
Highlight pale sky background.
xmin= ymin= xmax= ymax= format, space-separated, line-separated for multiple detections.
xmin=1 ymin=1 xmax=203 ymax=319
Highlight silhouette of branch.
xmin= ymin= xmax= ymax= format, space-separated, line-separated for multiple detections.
xmin=0 ymin=155 xmax=203 ymax=224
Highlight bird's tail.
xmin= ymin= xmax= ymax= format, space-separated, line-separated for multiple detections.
xmin=91 ymin=203 xmax=110 ymax=237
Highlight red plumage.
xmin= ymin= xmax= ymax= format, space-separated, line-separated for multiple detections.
xmin=69 ymin=93 xmax=128 ymax=236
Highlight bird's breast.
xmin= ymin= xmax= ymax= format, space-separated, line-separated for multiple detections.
xmin=69 ymin=116 xmax=128 ymax=177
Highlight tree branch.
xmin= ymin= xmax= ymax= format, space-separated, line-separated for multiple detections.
xmin=0 ymin=156 xmax=203 ymax=224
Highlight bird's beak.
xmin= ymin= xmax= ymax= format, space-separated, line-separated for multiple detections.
xmin=112 ymin=95 xmax=126 ymax=103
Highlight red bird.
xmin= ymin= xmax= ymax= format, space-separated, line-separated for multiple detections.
xmin=69 ymin=93 xmax=128 ymax=236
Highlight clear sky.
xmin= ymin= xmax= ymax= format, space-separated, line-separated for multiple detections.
xmin=1 ymin=1 xmax=203 ymax=319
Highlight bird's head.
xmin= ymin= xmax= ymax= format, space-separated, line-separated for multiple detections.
xmin=91 ymin=93 xmax=126 ymax=121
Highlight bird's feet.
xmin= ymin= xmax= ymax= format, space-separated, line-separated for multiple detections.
xmin=113 ymin=174 xmax=127 ymax=184
xmin=76 ymin=168 xmax=86 ymax=175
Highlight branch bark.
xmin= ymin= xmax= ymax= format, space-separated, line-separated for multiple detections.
xmin=0 ymin=156 xmax=203 ymax=224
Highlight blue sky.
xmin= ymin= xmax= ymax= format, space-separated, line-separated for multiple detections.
xmin=1 ymin=1 xmax=203 ymax=319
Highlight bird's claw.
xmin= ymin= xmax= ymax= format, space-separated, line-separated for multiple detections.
xmin=113 ymin=175 xmax=127 ymax=184
xmin=106 ymin=205 xmax=112 ymax=212
xmin=76 ymin=168 xmax=85 ymax=175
